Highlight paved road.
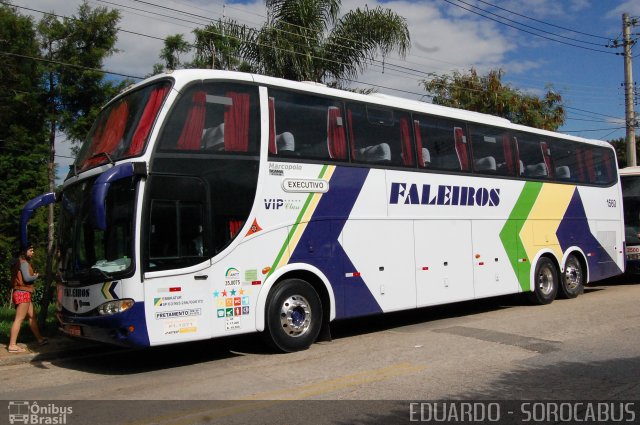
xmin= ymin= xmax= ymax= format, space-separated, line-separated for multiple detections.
xmin=1 ymin=279 xmax=639 ymax=424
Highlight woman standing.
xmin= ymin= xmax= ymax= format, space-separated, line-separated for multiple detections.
xmin=7 ymin=244 xmax=48 ymax=353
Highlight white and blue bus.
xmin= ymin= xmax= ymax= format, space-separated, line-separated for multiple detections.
xmin=21 ymin=70 xmax=624 ymax=352
xmin=620 ymin=166 xmax=640 ymax=274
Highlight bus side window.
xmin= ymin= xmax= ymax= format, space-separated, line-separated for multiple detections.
xmin=468 ymin=125 xmax=514 ymax=176
xmin=346 ymin=103 xmax=409 ymax=166
xmin=550 ymin=140 xmax=578 ymax=182
xmin=517 ymin=136 xmax=548 ymax=179
xmin=158 ymin=83 xmax=259 ymax=154
xmin=268 ymin=89 xmax=346 ymax=161
xmin=414 ymin=116 xmax=466 ymax=172
xmin=593 ymin=147 xmax=615 ymax=184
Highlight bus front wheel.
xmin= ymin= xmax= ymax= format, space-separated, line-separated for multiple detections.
xmin=559 ymin=254 xmax=584 ymax=299
xmin=527 ymin=257 xmax=558 ymax=305
xmin=262 ymin=278 xmax=322 ymax=353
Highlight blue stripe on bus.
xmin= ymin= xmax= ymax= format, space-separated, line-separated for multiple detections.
xmin=290 ymin=166 xmax=383 ymax=319
xmin=556 ymin=189 xmax=622 ymax=280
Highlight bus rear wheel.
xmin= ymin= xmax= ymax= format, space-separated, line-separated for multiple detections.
xmin=263 ymin=278 xmax=322 ymax=353
xmin=559 ymin=254 xmax=584 ymax=299
xmin=527 ymin=257 xmax=558 ymax=305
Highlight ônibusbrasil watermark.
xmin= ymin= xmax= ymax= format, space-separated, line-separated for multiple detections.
xmin=8 ymin=401 xmax=72 ymax=424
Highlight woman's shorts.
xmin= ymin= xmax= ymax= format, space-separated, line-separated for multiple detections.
xmin=12 ymin=290 xmax=32 ymax=305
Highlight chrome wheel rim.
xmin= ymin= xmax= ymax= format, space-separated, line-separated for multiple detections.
xmin=280 ymin=295 xmax=312 ymax=337
xmin=537 ymin=264 xmax=555 ymax=295
xmin=564 ymin=258 xmax=582 ymax=291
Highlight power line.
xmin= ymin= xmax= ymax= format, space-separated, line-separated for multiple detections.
xmin=7 ymin=0 xmax=624 ymax=135
xmin=471 ymin=0 xmax=613 ymax=41
xmin=439 ymin=0 xmax=618 ymax=55
xmin=450 ymin=0 xmax=608 ymax=48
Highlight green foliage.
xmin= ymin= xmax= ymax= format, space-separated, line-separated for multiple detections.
xmin=422 ymin=68 xmax=566 ymax=131
xmin=159 ymin=34 xmax=191 ymax=71
xmin=0 ymin=303 xmax=58 ymax=343
xmin=609 ymin=136 xmax=640 ymax=168
xmin=243 ymin=0 xmax=410 ymax=83
xmin=157 ymin=0 xmax=410 ymax=84
xmin=1 ymin=1 xmax=124 ymax=294
xmin=38 ymin=1 xmax=125 ymax=145
xmin=192 ymin=21 xmax=254 ymax=72
xmin=0 ymin=3 xmax=49 ymax=277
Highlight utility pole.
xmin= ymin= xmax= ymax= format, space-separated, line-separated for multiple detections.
xmin=623 ymin=13 xmax=637 ymax=166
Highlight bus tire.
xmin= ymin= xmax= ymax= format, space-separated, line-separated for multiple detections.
xmin=559 ymin=254 xmax=584 ymax=299
xmin=262 ymin=278 xmax=322 ymax=353
xmin=526 ymin=257 xmax=558 ymax=305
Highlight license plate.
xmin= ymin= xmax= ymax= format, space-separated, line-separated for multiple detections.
xmin=66 ymin=325 xmax=82 ymax=337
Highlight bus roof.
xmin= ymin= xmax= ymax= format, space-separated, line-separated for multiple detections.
xmin=124 ymin=69 xmax=611 ymax=149
xmin=619 ymin=166 xmax=640 ymax=176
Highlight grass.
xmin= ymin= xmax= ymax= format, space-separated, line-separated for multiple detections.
xmin=0 ymin=303 xmax=59 ymax=345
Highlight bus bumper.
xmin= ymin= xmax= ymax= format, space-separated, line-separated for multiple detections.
xmin=56 ymin=302 xmax=150 ymax=347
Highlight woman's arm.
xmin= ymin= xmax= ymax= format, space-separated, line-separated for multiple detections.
xmin=20 ymin=261 xmax=38 ymax=283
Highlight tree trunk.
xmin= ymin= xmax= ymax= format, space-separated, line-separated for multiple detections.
xmin=38 ymin=104 xmax=57 ymax=330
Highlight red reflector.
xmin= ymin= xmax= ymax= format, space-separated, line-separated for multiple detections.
xmin=353 ymin=272 xmax=361 ymax=277
xmin=251 ymin=281 xmax=261 ymax=285
xmin=478 ymin=262 xmax=485 ymax=266
xmin=169 ymin=287 xmax=181 ymax=292
xmin=422 ymin=267 xmax=429 ymax=271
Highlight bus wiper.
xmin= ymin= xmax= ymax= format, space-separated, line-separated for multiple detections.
xmin=88 ymin=151 xmax=115 ymax=165
xmin=90 ymin=267 xmax=113 ymax=280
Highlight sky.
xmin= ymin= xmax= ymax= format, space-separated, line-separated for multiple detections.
xmin=11 ymin=0 xmax=640 ymax=183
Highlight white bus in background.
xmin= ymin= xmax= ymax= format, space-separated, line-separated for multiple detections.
xmin=620 ymin=166 xmax=640 ymax=273
xmin=21 ymin=70 xmax=624 ymax=352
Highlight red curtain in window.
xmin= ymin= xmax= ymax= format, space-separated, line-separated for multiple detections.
xmin=502 ymin=134 xmax=514 ymax=175
xmin=576 ymin=148 xmax=586 ymax=182
xmin=583 ymin=149 xmax=595 ymax=182
xmin=400 ymin=118 xmax=414 ymax=167
xmin=268 ymin=97 xmax=277 ymax=154
xmin=454 ymin=127 xmax=469 ymax=171
xmin=540 ymin=141 xmax=554 ymax=178
xmin=414 ymin=120 xmax=424 ymax=168
xmin=83 ymin=101 xmax=129 ymax=169
xmin=347 ymin=109 xmax=356 ymax=160
xmin=224 ymin=92 xmax=250 ymax=152
xmin=127 ymin=85 xmax=170 ymax=156
xmin=602 ymin=151 xmax=614 ymax=182
xmin=177 ymin=91 xmax=206 ymax=150
xmin=229 ymin=220 xmax=244 ymax=239
xmin=327 ymin=106 xmax=346 ymax=159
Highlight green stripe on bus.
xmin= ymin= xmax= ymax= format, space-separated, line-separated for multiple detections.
xmin=268 ymin=165 xmax=330 ymax=278
xmin=499 ymin=181 xmax=543 ymax=292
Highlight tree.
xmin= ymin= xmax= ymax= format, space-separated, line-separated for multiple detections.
xmin=0 ymin=3 xmax=49 ymax=305
xmin=422 ymin=68 xmax=565 ymax=131
xmin=192 ymin=21 xmax=253 ymax=72
xmin=241 ymin=0 xmax=410 ymax=83
xmin=155 ymin=34 xmax=191 ymax=72
xmin=609 ymin=136 xmax=640 ymax=168
xmin=35 ymin=1 xmax=123 ymax=327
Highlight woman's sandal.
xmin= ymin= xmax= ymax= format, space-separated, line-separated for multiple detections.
xmin=38 ymin=338 xmax=49 ymax=346
xmin=7 ymin=345 xmax=27 ymax=353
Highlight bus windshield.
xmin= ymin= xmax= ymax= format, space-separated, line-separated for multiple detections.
xmin=58 ymin=177 xmax=136 ymax=283
xmin=73 ymin=80 xmax=172 ymax=173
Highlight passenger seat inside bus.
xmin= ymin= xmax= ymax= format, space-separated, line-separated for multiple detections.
xmin=525 ymin=162 xmax=548 ymax=177
xmin=358 ymin=143 xmax=391 ymax=162
xmin=202 ymin=123 xmax=225 ymax=150
xmin=474 ymin=156 xmax=496 ymax=172
xmin=555 ymin=165 xmax=571 ymax=180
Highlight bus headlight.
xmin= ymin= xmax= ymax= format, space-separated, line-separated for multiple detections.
xmin=97 ymin=299 xmax=134 ymax=316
